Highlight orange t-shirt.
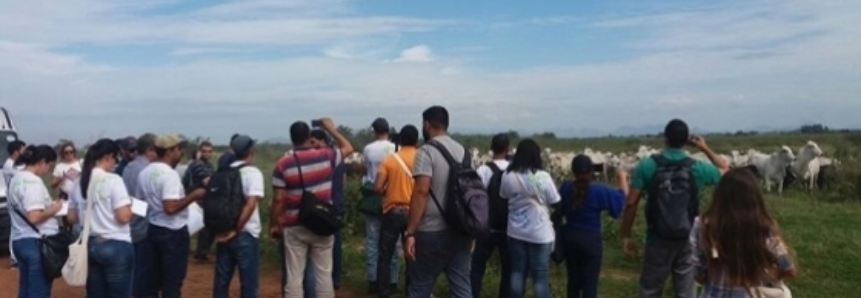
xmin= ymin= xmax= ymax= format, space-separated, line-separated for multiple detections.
xmin=376 ymin=147 xmax=416 ymax=213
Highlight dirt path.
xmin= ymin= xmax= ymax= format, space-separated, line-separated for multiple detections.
xmin=0 ymin=255 xmax=368 ymax=298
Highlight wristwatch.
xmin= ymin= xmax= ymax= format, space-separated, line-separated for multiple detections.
xmin=404 ymin=231 xmax=416 ymax=238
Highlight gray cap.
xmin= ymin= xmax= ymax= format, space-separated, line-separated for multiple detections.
xmin=230 ymin=134 xmax=255 ymax=155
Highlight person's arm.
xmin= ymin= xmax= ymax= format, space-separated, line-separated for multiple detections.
xmin=406 ymin=147 xmax=433 ymax=236
xmin=111 ymin=177 xmax=133 ymax=224
xmin=373 ymin=158 xmax=390 ymax=195
xmin=269 ymin=163 xmax=288 ymax=239
xmin=690 ymin=219 xmax=707 ymax=284
xmin=621 ymin=161 xmax=648 ymax=243
xmin=320 ymin=118 xmax=354 ymax=157
xmin=162 ymin=174 xmax=205 ymax=215
xmin=689 ymin=136 xmax=728 ymax=174
xmin=24 ymin=183 xmax=64 ymax=224
xmin=771 ymin=235 xmax=798 ymax=279
xmin=538 ymin=171 xmax=562 ymax=205
xmin=66 ymin=182 xmax=83 ymax=224
xmin=236 ymin=168 xmax=264 ymax=232
xmin=51 ymin=167 xmax=64 ymax=189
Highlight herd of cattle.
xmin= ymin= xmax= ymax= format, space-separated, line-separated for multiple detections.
xmin=340 ymin=140 xmax=840 ymax=194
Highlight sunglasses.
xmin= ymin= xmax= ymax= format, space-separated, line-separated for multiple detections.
xmin=63 ymin=150 xmax=75 ymax=154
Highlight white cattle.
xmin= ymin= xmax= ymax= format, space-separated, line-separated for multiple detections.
xmin=791 ymin=141 xmax=824 ymax=191
xmin=751 ymin=146 xmax=795 ymax=194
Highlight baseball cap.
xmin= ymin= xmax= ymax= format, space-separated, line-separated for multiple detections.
xmin=121 ymin=136 xmax=137 ymax=151
xmin=154 ymin=134 xmax=187 ymax=149
xmin=571 ymin=154 xmax=593 ymax=175
xmin=230 ymin=134 xmax=256 ymax=155
xmin=371 ymin=117 xmax=389 ymax=134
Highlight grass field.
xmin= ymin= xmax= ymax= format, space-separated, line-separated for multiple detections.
xmin=214 ymin=130 xmax=861 ymax=297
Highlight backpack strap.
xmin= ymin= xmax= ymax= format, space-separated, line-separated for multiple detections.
xmin=392 ymin=153 xmax=414 ymax=180
xmin=426 ymin=140 xmax=470 ymax=168
xmin=291 ymin=152 xmax=308 ymax=191
xmin=486 ymin=161 xmax=502 ymax=174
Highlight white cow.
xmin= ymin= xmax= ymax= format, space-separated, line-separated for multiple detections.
xmin=750 ymin=146 xmax=795 ymax=194
xmin=791 ymin=141 xmax=824 ymax=191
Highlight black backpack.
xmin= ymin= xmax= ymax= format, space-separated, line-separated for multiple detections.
xmin=202 ymin=164 xmax=247 ymax=234
xmin=485 ymin=162 xmax=507 ymax=232
xmin=645 ymin=154 xmax=699 ymax=240
xmin=426 ymin=141 xmax=491 ymax=238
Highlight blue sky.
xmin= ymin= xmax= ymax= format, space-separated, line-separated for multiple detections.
xmin=1 ymin=0 xmax=859 ymax=144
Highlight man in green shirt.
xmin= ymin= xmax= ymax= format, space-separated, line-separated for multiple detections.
xmin=621 ymin=119 xmax=728 ymax=298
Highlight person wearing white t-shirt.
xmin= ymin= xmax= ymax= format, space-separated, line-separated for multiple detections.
xmin=51 ymin=142 xmax=82 ymax=199
xmin=137 ymin=134 xmax=205 ymax=298
xmin=9 ymin=145 xmax=63 ymax=298
xmin=67 ymin=139 xmax=135 ymax=297
xmin=4 ymin=139 xmax=26 ymax=267
xmin=499 ymin=140 xmax=562 ymax=298
xmin=360 ymin=117 xmax=399 ymax=293
xmin=212 ymin=135 xmax=264 ymax=298
xmin=471 ymin=133 xmax=514 ymax=298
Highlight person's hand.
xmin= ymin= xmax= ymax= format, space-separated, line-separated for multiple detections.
xmin=623 ymin=237 xmax=639 ymax=258
xmin=49 ymin=200 xmax=65 ymax=213
xmin=688 ymin=135 xmax=708 ymax=150
xmin=404 ymin=236 xmax=416 ymax=261
xmin=269 ymin=224 xmax=283 ymax=240
xmin=215 ymin=230 xmax=237 ymax=243
xmin=320 ymin=117 xmax=336 ymax=132
xmin=616 ymin=170 xmax=629 ymax=181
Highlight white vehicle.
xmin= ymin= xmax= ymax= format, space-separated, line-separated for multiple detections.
xmin=0 ymin=107 xmax=18 ymax=251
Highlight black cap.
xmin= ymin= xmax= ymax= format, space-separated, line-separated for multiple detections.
xmin=230 ymin=134 xmax=255 ymax=155
xmin=371 ymin=117 xmax=389 ymax=134
xmin=571 ymin=154 xmax=593 ymax=175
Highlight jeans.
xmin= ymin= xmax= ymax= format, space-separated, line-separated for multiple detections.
xmin=196 ymin=228 xmax=216 ymax=258
xmin=471 ymin=232 xmax=512 ymax=298
xmin=407 ymin=230 xmax=472 ymax=298
xmin=13 ymin=238 xmax=52 ymax=298
xmin=87 ymin=238 xmax=135 ymax=298
xmin=132 ymin=239 xmax=155 ymax=298
xmin=283 ymin=226 xmax=335 ymax=298
xmin=147 ymin=224 xmax=190 ymax=298
xmin=563 ymin=229 xmax=603 ymax=298
xmin=638 ymin=239 xmax=695 ymax=298
xmin=214 ymin=232 xmax=260 ymax=298
xmin=508 ymin=237 xmax=552 ymax=298
xmin=366 ymin=216 xmax=399 ymax=283
xmin=377 ymin=207 xmax=407 ymax=294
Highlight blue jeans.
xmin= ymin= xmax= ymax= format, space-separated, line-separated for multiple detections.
xmin=508 ymin=238 xmax=552 ymax=298
xmin=366 ymin=216 xmax=398 ymax=283
xmin=471 ymin=232 xmax=512 ymax=298
xmin=132 ymin=239 xmax=155 ymax=298
xmin=147 ymin=224 xmax=190 ymax=298
xmin=563 ymin=229 xmax=602 ymax=298
xmin=214 ymin=232 xmax=260 ymax=298
xmin=407 ymin=230 xmax=472 ymax=298
xmin=87 ymin=238 xmax=135 ymax=298
xmin=13 ymin=238 xmax=52 ymax=298
xmin=279 ymin=237 xmax=315 ymax=298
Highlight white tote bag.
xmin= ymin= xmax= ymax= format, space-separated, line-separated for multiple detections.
xmin=62 ymin=173 xmax=98 ymax=286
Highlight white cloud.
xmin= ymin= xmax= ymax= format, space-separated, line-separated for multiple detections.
xmin=393 ymin=45 xmax=434 ymax=63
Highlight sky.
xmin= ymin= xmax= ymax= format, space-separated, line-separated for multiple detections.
xmin=1 ymin=0 xmax=860 ymax=144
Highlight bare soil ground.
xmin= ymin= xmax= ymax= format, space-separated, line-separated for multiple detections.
xmin=0 ymin=256 xmax=367 ymax=298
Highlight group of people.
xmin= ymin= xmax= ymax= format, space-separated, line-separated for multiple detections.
xmin=5 ymin=104 xmax=797 ymax=298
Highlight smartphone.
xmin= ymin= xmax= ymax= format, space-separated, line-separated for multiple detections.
xmin=311 ymin=119 xmax=323 ymax=127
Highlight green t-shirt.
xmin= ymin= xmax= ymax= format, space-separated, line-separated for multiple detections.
xmin=630 ymin=148 xmax=722 ymax=243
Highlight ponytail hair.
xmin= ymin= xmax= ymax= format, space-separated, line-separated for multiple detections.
xmin=16 ymin=145 xmax=57 ymax=167
xmin=569 ymin=154 xmax=594 ymax=209
xmin=79 ymin=138 xmax=120 ymax=200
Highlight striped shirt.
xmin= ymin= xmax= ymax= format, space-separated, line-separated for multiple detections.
xmin=272 ymin=147 xmax=343 ymax=226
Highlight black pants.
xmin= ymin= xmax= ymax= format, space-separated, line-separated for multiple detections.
xmin=470 ymin=231 xmax=511 ymax=298
xmin=195 ymin=228 xmax=215 ymax=257
xmin=563 ymin=228 xmax=603 ymax=298
xmin=377 ymin=206 xmax=408 ymax=295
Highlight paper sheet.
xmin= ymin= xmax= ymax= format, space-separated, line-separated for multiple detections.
xmin=187 ymin=202 xmax=205 ymax=236
xmin=131 ymin=197 xmax=148 ymax=217
xmin=56 ymin=201 xmax=70 ymax=216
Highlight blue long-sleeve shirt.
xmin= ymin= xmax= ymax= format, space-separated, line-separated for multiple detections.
xmin=556 ymin=181 xmax=625 ymax=233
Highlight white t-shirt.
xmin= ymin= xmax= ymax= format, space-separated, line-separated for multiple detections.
xmin=231 ymin=161 xmax=265 ymax=238
xmin=9 ymin=171 xmax=59 ymax=240
xmin=362 ymin=140 xmax=396 ymax=184
xmin=500 ymin=170 xmax=561 ymax=244
xmin=3 ymin=158 xmax=21 ymax=187
xmin=69 ymin=168 xmax=133 ymax=242
xmin=138 ymin=162 xmax=186 ymax=230
xmin=54 ymin=161 xmax=82 ymax=194
xmin=476 ymin=159 xmax=510 ymax=188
